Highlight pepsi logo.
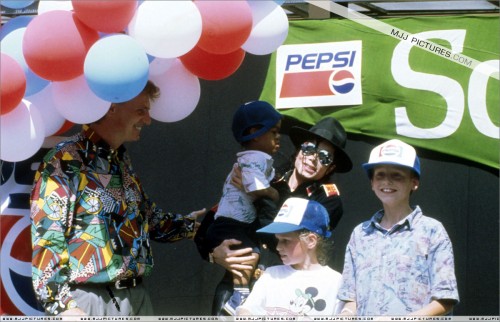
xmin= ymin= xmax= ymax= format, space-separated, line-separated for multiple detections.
xmin=380 ymin=144 xmax=403 ymax=157
xmin=1 ymin=214 xmax=44 ymax=315
xmin=329 ymin=70 xmax=355 ymax=95
xmin=1 ymin=155 xmax=48 ymax=316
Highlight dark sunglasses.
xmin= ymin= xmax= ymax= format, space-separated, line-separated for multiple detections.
xmin=300 ymin=142 xmax=334 ymax=166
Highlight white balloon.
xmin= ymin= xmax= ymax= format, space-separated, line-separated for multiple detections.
xmin=242 ymin=1 xmax=289 ymax=55
xmin=149 ymin=57 xmax=175 ymax=77
xmin=37 ymin=0 xmax=73 ymax=15
xmin=0 ymin=99 xmax=45 ymax=162
xmin=128 ymin=1 xmax=202 ymax=58
xmin=25 ymin=83 xmax=66 ymax=137
xmin=150 ymin=59 xmax=200 ymax=123
xmin=52 ymin=75 xmax=110 ymax=124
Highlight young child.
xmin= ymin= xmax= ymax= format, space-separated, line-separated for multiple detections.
xmin=337 ymin=139 xmax=459 ymax=316
xmin=205 ymin=100 xmax=282 ymax=315
xmin=236 ymin=197 xmax=342 ymax=316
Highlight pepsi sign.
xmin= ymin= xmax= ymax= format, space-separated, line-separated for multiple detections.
xmin=276 ymin=41 xmax=362 ymax=109
xmin=1 ymin=154 xmax=46 ymax=316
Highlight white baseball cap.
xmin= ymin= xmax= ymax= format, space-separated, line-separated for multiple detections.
xmin=362 ymin=139 xmax=421 ymax=177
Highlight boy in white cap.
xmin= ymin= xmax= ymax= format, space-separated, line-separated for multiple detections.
xmin=236 ymin=197 xmax=342 ymax=316
xmin=337 ymin=139 xmax=459 ymax=316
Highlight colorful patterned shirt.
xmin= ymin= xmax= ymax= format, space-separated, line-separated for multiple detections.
xmin=337 ymin=206 xmax=459 ymax=315
xmin=30 ymin=126 xmax=195 ymax=315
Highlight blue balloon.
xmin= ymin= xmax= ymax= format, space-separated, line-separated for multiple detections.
xmin=2 ymin=0 xmax=35 ymax=9
xmin=0 ymin=16 xmax=33 ymax=40
xmin=23 ymin=67 xmax=50 ymax=96
xmin=84 ymin=34 xmax=149 ymax=103
xmin=0 ymin=28 xmax=50 ymax=96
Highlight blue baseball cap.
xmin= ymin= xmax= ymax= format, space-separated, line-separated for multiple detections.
xmin=362 ymin=139 xmax=421 ymax=178
xmin=257 ymin=197 xmax=332 ymax=238
xmin=232 ymin=100 xmax=282 ymax=143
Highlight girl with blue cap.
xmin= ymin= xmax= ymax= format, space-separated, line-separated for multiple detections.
xmin=236 ymin=197 xmax=342 ymax=316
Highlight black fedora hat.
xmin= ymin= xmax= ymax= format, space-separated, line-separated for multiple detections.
xmin=289 ymin=117 xmax=353 ymax=173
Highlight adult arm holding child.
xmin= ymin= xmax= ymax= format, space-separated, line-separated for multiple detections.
xmin=209 ymin=117 xmax=353 ymax=316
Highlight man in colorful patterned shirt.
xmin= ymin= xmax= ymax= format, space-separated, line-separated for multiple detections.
xmin=337 ymin=139 xmax=459 ymax=316
xmin=30 ymin=81 xmax=204 ymax=316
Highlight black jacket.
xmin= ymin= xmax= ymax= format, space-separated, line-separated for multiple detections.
xmin=194 ymin=170 xmax=344 ymax=264
xmin=254 ymin=170 xmax=343 ymax=264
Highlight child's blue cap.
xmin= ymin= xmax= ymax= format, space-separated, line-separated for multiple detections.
xmin=257 ymin=197 xmax=332 ymax=238
xmin=362 ymin=139 xmax=421 ymax=178
xmin=232 ymin=100 xmax=282 ymax=143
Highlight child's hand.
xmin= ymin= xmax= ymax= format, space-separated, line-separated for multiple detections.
xmin=230 ymin=163 xmax=243 ymax=190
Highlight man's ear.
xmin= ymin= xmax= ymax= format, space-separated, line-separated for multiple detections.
xmin=412 ymin=177 xmax=420 ymax=191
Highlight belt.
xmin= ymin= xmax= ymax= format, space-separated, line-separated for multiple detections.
xmin=112 ymin=277 xmax=143 ymax=290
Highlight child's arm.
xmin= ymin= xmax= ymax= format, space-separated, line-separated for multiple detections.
xmin=339 ymin=301 xmax=356 ymax=315
xmin=236 ymin=306 xmax=253 ymax=315
xmin=247 ymin=186 xmax=279 ymax=202
xmin=409 ymin=299 xmax=455 ymax=316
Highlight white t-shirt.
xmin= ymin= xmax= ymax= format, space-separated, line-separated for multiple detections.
xmin=238 ymin=265 xmax=342 ymax=316
xmin=215 ymin=150 xmax=274 ymax=223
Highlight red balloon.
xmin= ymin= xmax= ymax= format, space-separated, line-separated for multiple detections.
xmin=180 ymin=45 xmax=245 ymax=81
xmin=72 ymin=0 xmax=138 ymax=33
xmin=194 ymin=0 xmax=252 ymax=55
xmin=1 ymin=53 xmax=26 ymax=115
xmin=53 ymin=120 xmax=75 ymax=136
xmin=23 ymin=10 xmax=99 ymax=81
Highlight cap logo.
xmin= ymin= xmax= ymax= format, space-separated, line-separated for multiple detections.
xmin=276 ymin=204 xmax=290 ymax=218
xmin=362 ymin=139 xmax=421 ymax=178
xmin=379 ymin=144 xmax=403 ymax=158
xmin=274 ymin=198 xmax=308 ymax=225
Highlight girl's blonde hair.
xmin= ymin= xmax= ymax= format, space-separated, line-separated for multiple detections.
xmin=298 ymin=229 xmax=334 ymax=266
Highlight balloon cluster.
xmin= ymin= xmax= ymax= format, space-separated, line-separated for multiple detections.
xmin=0 ymin=0 xmax=289 ymax=162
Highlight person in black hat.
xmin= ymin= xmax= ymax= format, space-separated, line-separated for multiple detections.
xmin=204 ymin=100 xmax=282 ymax=315
xmin=206 ymin=116 xmax=352 ymax=315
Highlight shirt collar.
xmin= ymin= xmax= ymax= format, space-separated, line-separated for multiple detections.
xmin=280 ymin=170 xmax=320 ymax=197
xmin=362 ymin=205 xmax=422 ymax=233
xmin=82 ymin=125 xmax=125 ymax=162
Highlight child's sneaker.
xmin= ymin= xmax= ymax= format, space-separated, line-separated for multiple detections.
xmin=223 ymin=288 xmax=250 ymax=316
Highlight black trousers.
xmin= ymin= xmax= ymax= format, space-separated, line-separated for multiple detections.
xmin=211 ymin=271 xmax=233 ymax=316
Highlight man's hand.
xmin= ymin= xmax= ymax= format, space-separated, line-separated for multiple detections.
xmin=187 ymin=208 xmax=206 ymax=220
xmin=212 ymin=239 xmax=256 ymax=276
xmin=185 ymin=208 xmax=206 ymax=237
